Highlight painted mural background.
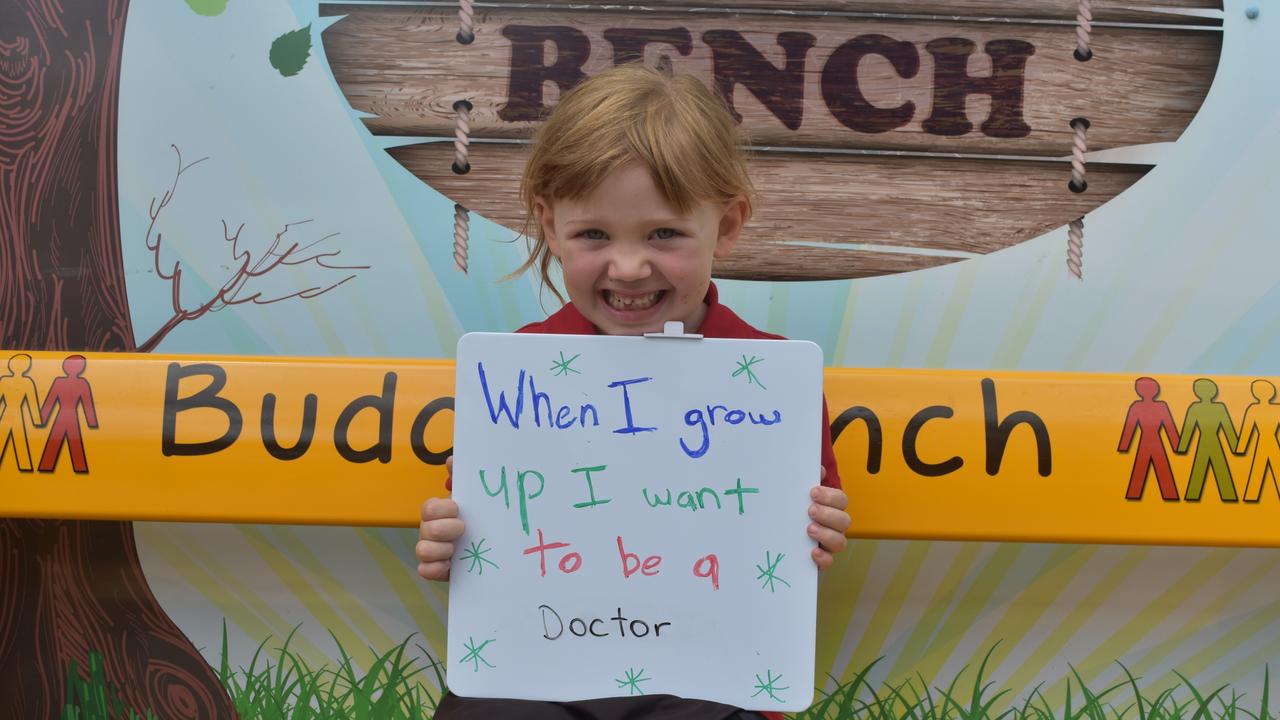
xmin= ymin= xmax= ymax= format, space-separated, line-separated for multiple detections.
xmin=5 ymin=0 xmax=1280 ymax=716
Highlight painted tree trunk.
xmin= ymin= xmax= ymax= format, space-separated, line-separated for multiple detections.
xmin=0 ymin=1 xmax=236 ymax=717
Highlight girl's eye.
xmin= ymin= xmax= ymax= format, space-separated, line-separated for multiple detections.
xmin=582 ymin=229 xmax=608 ymax=241
xmin=652 ymin=228 xmax=678 ymax=240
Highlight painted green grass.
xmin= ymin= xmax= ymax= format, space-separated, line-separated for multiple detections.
xmin=62 ymin=652 xmax=157 ymax=720
xmin=65 ymin=623 xmax=445 ymax=720
xmin=795 ymin=647 xmax=1276 ymax=720
xmin=216 ymin=624 xmax=445 ymax=719
xmin=65 ymin=635 xmax=1275 ymax=720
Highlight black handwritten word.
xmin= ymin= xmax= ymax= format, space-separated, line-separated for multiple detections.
xmin=539 ymin=605 xmax=671 ymax=641
xmin=499 ymin=26 xmax=1034 ymax=138
xmin=160 ymin=363 xmax=454 ymax=465
xmin=642 ymin=478 xmax=760 ymax=514
xmin=832 ymin=378 xmax=1051 ymax=478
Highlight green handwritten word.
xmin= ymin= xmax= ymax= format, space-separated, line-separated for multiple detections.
xmin=460 ymin=539 xmax=499 ymax=575
xmin=572 ymin=465 xmax=612 ymax=509
xmin=479 ymin=466 xmax=544 ymax=536
xmin=732 ymin=355 xmax=766 ymax=389
xmin=756 ymin=551 xmax=791 ymax=593
xmin=642 ymin=478 xmax=760 ymax=514
xmin=550 ymin=351 xmax=582 ymax=377
xmin=752 ymin=669 xmax=788 ymax=703
xmin=615 ymin=667 xmax=651 ymax=696
xmin=460 ymin=637 xmax=496 ymax=672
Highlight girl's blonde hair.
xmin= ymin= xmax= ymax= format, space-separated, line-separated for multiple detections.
xmin=515 ymin=64 xmax=755 ymax=301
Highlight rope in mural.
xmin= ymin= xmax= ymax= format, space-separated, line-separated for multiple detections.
xmin=451 ymin=95 xmax=473 ymax=274
xmin=453 ymin=202 xmax=471 ymax=274
xmin=1074 ymin=0 xmax=1094 ymax=61
xmin=1067 ymin=0 xmax=1093 ymax=280
xmin=1068 ymin=118 xmax=1090 ymax=280
xmin=456 ymin=0 xmax=475 ymax=44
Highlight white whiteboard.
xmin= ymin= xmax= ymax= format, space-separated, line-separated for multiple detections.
xmin=447 ymin=331 xmax=824 ymax=711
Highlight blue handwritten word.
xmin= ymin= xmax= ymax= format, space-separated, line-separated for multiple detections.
xmin=609 ymin=378 xmax=656 ymax=435
xmin=477 ymin=362 xmax=600 ymax=430
xmin=679 ymin=404 xmax=782 ymax=458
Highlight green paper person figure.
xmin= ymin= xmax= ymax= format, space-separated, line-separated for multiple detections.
xmin=1176 ymin=378 xmax=1240 ymax=502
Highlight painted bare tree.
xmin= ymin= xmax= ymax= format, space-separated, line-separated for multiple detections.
xmin=0 ymin=2 xmax=362 ymax=716
xmin=137 ymin=146 xmax=367 ymax=353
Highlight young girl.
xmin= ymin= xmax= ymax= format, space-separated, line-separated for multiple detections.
xmin=417 ymin=64 xmax=851 ymax=720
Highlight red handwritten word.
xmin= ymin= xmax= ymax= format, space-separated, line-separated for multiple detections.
xmin=523 ymin=528 xmax=583 ymax=577
xmin=617 ymin=535 xmax=663 ymax=578
xmin=693 ymin=554 xmax=721 ymax=590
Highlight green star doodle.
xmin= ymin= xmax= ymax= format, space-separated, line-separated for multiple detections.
xmin=459 ymin=539 xmax=499 ymax=575
xmin=732 ymin=355 xmax=766 ymax=389
xmin=460 ymin=637 xmax=496 ymax=672
xmin=615 ymin=667 xmax=651 ymax=696
xmin=756 ymin=551 xmax=791 ymax=593
xmin=751 ymin=669 xmax=789 ymax=703
xmin=551 ymin=351 xmax=582 ymax=377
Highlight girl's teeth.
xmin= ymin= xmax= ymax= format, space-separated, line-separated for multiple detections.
xmin=607 ymin=291 xmax=659 ymax=310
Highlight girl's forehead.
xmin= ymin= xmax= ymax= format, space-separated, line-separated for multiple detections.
xmin=554 ymin=163 xmax=696 ymax=211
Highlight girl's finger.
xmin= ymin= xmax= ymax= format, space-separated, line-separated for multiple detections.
xmin=811 ymin=546 xmax=834 ymax=571
xmin=809 ymin=485 xmax=849 ymax=511
xmin=807 ymin=523 xmax=848 ymax=555
xmin=417 ymin=560 xmax=452 ymax=581
xmin=419 ymin=517 xmax=465 ymax=542
xmin=808 ymin=503 xmax=852 ymax=533
xmin=416 ymin=539 xmax=455 ymax=562
xmin=421 ymin=498 xmax=460 ymax=522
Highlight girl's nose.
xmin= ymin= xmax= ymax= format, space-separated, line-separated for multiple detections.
xmin=607 ymin=246 xmax=652 ymax=281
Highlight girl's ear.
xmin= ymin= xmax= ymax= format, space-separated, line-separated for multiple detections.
xmin=535 ymin=196 xmax=561 ymax=257
xmin=713 ymin=195 xmax=751 ymax=259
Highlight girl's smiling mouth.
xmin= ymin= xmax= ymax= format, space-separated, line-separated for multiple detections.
xmin=602 ymin=289 xmax=666 ymax=312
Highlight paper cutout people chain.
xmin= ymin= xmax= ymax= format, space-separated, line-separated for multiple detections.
xmin=1178 ymin=378 xmax=1240 ymax=502
xmin=0 ymin=354 xmax=98 ymax=473
xmin=0 ymin=354 xmax=42 ymax=471
xmin=1119 ymin=377 xmax=1280 ymax=502
xmin=1237 ymin=380 xmax=1280 ymax=502
xmin=1119 ymin=377 xmax=1182 ymax=500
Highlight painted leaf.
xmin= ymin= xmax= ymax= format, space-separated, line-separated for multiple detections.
xmin=269 ymin=25 xmax=312 ymax=77
xmin=184 ymin=0 xmax=229 ymax=16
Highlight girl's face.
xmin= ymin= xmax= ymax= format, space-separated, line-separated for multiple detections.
xmin=537 ymin=163 xmax=749 ymax=336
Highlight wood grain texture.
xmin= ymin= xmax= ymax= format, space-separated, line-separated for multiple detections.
xmin=391 ymin=141 xmax=1149 ymax=280
xmin=0 ymin=2 xmax=236 ymax=717
xmin=619 ymin=0 xmax=1222 ymax=24
xmin=321 ymin=4 xmax=1219 ymax=156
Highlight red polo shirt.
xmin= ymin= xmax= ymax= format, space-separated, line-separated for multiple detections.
xmin=518 ymin=282 xmax=842 ymax=491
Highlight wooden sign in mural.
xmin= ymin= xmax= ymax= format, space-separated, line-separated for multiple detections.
xmin=320 ymin=1 xmax=1221 ymax=279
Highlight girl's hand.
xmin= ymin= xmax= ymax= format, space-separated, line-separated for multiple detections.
xmin=808 ymin=467 xmax=851 ymax=570
xmin=417 ymin=457 xmax=464 ymax=581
